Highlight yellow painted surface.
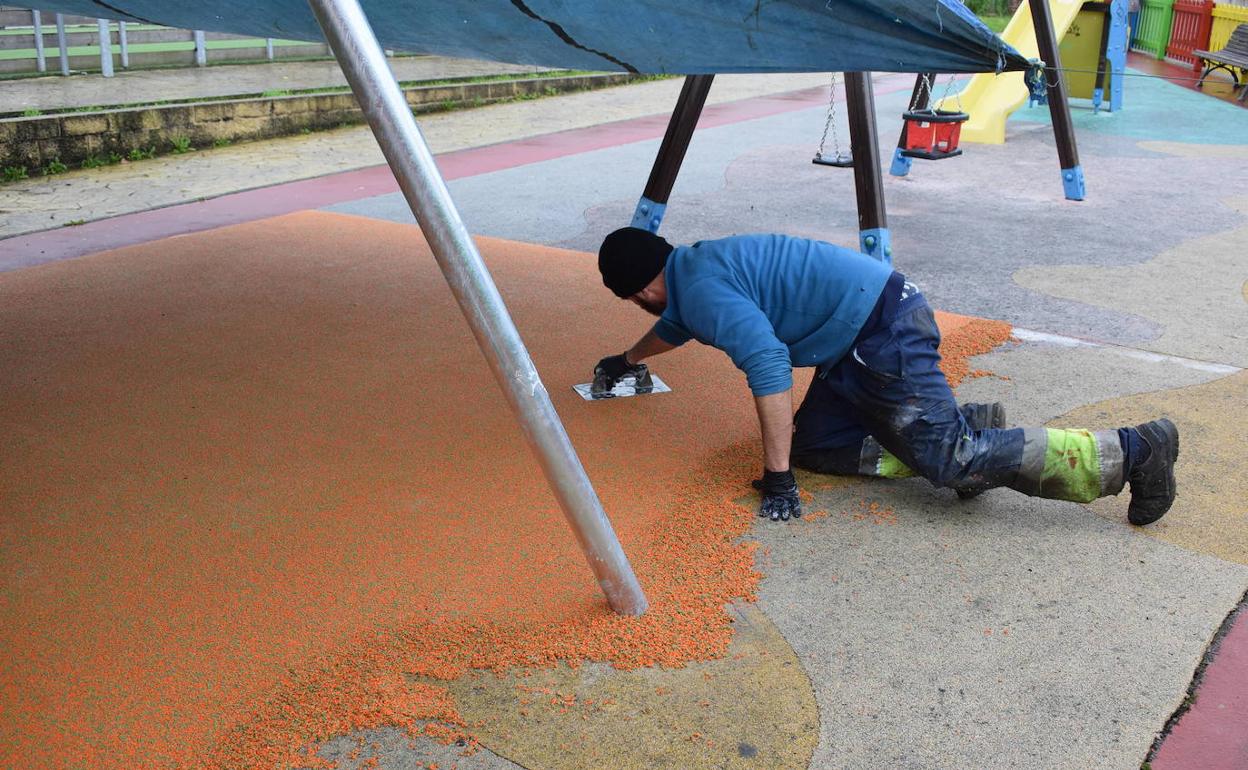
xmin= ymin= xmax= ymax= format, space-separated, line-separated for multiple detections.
xmin=446 ymin=603 xmax=820 ymax=770
xmin=939 ymin=0 xmax=1086 ymax=144
xmin=1058 ymin=372 xmax=1248 ymax=567
xmin=1060 ymin=9 xmax=1114 ymax=100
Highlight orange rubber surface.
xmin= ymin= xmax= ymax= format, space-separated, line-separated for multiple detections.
xmin=0 ymin=211 xmax=1010 ymax=768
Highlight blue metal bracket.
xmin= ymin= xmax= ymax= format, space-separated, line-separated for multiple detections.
xmin=1092 ymin=87 xmax=1104 ymax=114
xmin=888 ymin=147 xmax=913 ymax=177
xmin=859 ymin=227 xmax=893 ymax=264
xmin=1061 ymin=165 xmax=1086 ymax=201
xmin=1106 ymin=0 xmax=1128 ymax=112
xmin=630 ymin=196 xmax=666 ymax=233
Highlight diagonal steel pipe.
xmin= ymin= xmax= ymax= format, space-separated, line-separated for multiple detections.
xmin=306 ymin=0 xmax=648 ymax=616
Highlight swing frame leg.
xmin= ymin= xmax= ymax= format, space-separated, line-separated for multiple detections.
xmin=1029 ymin=0 xmax=1085 ymax=200
xmin=843 ymin=72 xmax=891 ymax=263
xmin=889 ymin=73 xmax=932 ymax=178
xmin=630 ymin=75 xmax=715 ymax=233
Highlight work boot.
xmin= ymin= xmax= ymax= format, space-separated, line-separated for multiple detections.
xmin=955 ymin=402 xmax=1008 ymax=500
xmin=1126 ymin=418 xmax=1179 ymax=526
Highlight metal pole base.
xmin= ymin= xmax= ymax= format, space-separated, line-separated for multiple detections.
xmin=630 ymin=196 xmax=667 ymax=233
xmin=888 ymin=147 xmax=913 ymax=178
xmin=859 ymin=227 xmax=893 ymax=263
xmin=1062 ymin=165 xmax=1086 ymax=201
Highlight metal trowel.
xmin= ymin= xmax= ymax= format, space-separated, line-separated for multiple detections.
xmin=573 ymin=363 xmax=671 ymax=401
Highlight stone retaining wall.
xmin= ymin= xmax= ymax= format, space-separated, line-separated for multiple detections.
xmin=0 ymin=73 xmax=634 ymax=171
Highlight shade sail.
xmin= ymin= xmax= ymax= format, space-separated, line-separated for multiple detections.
xmin=32 ymin=0 xmax=1029 ymax=74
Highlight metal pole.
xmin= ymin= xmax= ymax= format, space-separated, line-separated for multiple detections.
xmin=193 ymin=30 xmax=207 ymax=66
xmin=97 ymin=19 xmax=114 ymax=77
xmin=265 ymin=37 xmax=275 ymax=60
xmin=118 ymin=21 xmax=129 ymax=69
xmin=55 ymin=13 xmax=69 ymax=76
xmin=888 ymin=73 xmax=931 ymax=178
xmin=32 ymin=10 xmax=47 ymax=73
xmin=842 ymin=71 xmax=891 ymax=263
xmin=630 ymin=74 xmax=714 ymax=232
xmin=1029 ymin=0 xmax=1085 ymax=200
xmin=305 ymin=0 xmax=649 ymax=616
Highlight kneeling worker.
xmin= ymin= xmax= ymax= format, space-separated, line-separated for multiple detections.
xmin=593 ymin=227 xmax=1178 ymax=523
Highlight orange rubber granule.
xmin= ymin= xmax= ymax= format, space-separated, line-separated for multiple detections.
xmin=0 ymin=213 xmax=1012 ymax=769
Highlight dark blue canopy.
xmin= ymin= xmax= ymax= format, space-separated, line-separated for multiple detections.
xmin=34 ymin=0 xmax=1029 ymax=74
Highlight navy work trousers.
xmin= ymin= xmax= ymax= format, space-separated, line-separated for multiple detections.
xmin=791 ymin=298 xmax=1026 ymax=492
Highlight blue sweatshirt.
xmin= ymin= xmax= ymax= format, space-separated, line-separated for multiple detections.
xmin=652 ymin=234 xmax=892 ymax=396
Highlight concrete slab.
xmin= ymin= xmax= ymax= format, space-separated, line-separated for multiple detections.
xmin=0 ymin=72 xmax=854 ymax=239
xmin=1061 ymin=371 xmax=1248 ymax=567
xmin=329 ymin=77 xmax=1248 ymax=353
xmin=952 ymin=337 xmax=1233 ymax=428
xmin=443 ymin=603 xmax=818 ymax=770
xmin=309 ymin=604 xmax=820 ymax=769
xmin=1014 ymin=196 xmax=1248 ymax=368
xmin=753 ymin=476 xmax=1247 ymax=769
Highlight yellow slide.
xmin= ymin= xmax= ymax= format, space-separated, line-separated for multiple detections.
xmin=938 ymin=0 xmax=1085 ymax=144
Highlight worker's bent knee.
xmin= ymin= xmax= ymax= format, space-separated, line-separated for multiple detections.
xmin=792 ymin=448 xmax=860 ymax=476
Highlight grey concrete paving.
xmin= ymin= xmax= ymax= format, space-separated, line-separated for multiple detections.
xmin=332 ymin=78 xmax=1248 ymax=352
xmin=1 ymin=55 xmax=548 ymax=113
xmin=755 ymin=476 xmax=1247 ymax=769
xmin=0 ymin=72 xmax=844 ymax=238
xmin=313 ymin=727 xmax=522 ymax=770
xmin=953 ymin=338 xmax=1236 ymax=428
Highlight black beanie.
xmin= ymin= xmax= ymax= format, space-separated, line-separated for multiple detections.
xmin=598 ymin=227 xmax=673 ymax=298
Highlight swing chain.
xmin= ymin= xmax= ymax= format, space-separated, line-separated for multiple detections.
xmin=909 ymin=72 xmax=934 ymax=113
xmin=937 ymin=71 xmax=963 ymax=113
xmin=815 ymin=73 xmax=847 ymax=162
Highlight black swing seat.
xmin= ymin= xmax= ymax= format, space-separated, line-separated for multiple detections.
xmin=899 ymin=147 xmax=963 ymax=160
xmin=901 ymin=108 xmax=970 ymax=124
xmin=811 ymin=153 xmax=854 ymax=168
xmin=1194 ymin=24 xmax=1248 ymax=103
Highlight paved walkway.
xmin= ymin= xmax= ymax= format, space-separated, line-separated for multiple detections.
xmin=0 ymin=71 xmax=859 ymax=240
xmin=1 ymin=55 xmax=549 ymax=113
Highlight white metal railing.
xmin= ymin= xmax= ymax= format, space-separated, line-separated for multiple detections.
xmin=0 ymin=6 xmax=329 ymax=77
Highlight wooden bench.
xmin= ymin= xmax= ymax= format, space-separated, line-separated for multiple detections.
xmin=1194 ymin=23 xmax=1248 ymax=103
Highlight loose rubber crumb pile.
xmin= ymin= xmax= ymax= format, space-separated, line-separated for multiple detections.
xmin=0 ymin=212 xmax=1012 ymax=769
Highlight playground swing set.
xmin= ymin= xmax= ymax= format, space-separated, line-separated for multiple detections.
xmin=31 ymin=0 xmax=1114 ymax=617
xmin=809 ymin=0 xmax=1129 ymax=197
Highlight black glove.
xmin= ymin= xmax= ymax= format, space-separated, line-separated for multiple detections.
xmin=751 ymin=469 xmax=802 ymax=521
xmin=594 ymin=353 xmax=634 ymax=389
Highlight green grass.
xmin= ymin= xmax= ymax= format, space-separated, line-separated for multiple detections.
xmin=980 ymin=14 xmax=1012 ymax=33
xmin=2 ymin=165 xmax=28 ymax=182
xmin=170 ymin=136 xmax=193 ymax=154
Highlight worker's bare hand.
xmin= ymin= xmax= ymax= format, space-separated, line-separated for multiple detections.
xmin=751 ymin=469 xmax=802 ymax=521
